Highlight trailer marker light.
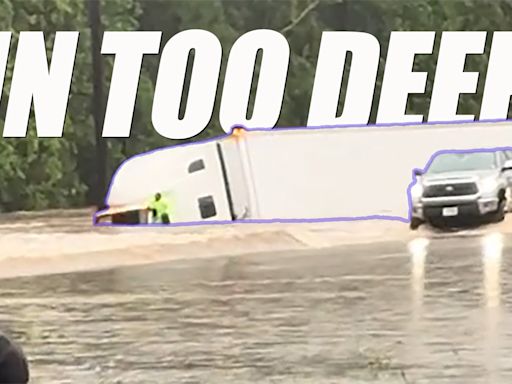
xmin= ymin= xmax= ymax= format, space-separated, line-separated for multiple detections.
xmin=231 ymin=127 xmax=246 ymax=139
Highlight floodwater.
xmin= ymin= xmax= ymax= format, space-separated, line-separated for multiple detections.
xmin=1 ymin=232 xmax=512 ymax=383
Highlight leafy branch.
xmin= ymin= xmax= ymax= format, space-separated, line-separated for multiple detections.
xmin=280 ymin=0 xmax=321 ymax=35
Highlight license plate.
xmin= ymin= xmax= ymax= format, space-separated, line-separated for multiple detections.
xmin=442 ymin=207 xmax=458 ymax=217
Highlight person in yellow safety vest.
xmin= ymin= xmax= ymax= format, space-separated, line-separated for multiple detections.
xmin=147 ymin=192 xmax=171 ymax=224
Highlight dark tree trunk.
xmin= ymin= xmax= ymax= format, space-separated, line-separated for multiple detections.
xmin=87 ymin=0 xmax=107 ymax=209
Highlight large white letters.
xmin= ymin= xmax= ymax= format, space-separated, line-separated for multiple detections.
xmin=4 ymin=32 xmax=78 ymax=138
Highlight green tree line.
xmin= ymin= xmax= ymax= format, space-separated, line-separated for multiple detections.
xmin=0 ymin=0 xmax=510 ymax=212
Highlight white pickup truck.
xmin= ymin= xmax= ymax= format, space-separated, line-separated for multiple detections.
xmin=410 ymin=150 xmax=512 ymax=229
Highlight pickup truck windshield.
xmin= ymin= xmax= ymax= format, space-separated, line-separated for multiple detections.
xmin=427 ymin=152 xmax=498 ymax=174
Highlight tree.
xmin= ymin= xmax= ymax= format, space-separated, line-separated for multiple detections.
xmin=87 ymin=0 xmax=107 ymax=208
xmin=2 ymin=0 xmax=511 ymax=212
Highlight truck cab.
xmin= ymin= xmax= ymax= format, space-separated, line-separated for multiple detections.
xmin=411 ymin=150 xmax=512 ymax=229
xmin=94 ymin=141 xmax=236 ymax=225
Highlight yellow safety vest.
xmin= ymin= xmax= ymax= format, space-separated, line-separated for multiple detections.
xmin=148 ymin=197 xmax=171 ymax=220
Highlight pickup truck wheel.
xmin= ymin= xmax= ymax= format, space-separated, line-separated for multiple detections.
xmin=491 ymin=198 xmax=506 ymax=223
xmin=409 ymin=217 xmax=423 ymax=230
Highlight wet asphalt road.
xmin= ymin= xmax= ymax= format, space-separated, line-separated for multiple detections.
xmin=1 ymin=232 xmax=511 ymax=384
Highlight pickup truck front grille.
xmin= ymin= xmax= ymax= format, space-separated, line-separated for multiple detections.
xmin=423 ymin=182 xmax=478 ymax=198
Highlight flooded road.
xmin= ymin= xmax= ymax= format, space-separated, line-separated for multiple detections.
xmin=1 ymin=232 xmax=512 ymax=383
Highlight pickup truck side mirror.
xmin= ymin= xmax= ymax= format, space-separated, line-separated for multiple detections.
xmin=502 ymin=159 xmax=512 ymax=172
xmin=413 ymin=169 xmax=423 ymax=177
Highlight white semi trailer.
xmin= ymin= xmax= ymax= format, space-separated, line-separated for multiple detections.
xmin=95 ymin=120 xmax=512 ymax=225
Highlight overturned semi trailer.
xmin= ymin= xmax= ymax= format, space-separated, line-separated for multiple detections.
xmin=94 ymin=120 xmax=512 ymax=225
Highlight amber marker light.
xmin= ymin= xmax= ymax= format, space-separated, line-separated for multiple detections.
xmin=231 ymin=127 xmax=246 ymax=139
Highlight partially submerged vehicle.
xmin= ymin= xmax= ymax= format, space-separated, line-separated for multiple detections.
xmin=410 ymin=150 xmax=512 ymax=229
xmin=94 ymin=120 xmax=512 ymax=226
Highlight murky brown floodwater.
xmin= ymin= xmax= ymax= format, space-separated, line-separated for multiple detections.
xmin=1 ymin=233 xmax=512 ymax=383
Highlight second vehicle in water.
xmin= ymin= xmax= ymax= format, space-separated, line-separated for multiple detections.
xmin=411 ymin=150 xmax=512 ymax=229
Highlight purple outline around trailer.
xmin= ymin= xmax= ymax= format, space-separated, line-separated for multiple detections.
xmin=93 ymin=118 xmax=512 ymax=227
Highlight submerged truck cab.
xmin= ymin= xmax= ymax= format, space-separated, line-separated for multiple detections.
xmin=95 ymin=139 xmax=238 ymax=224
